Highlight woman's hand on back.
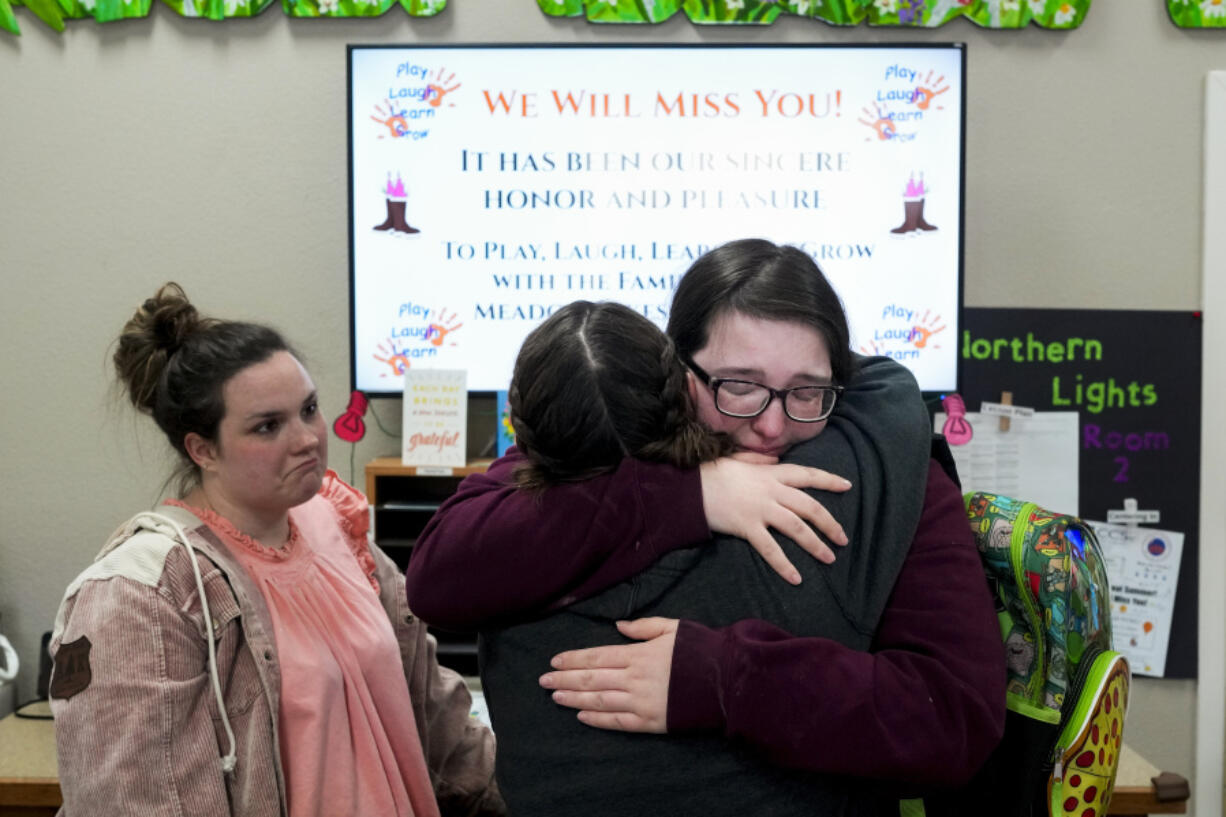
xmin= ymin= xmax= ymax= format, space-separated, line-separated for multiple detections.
xmin=540 ymin=617 xmax=678 ymax=734
xmin=699 ymin=455 xmax=850 ymax=585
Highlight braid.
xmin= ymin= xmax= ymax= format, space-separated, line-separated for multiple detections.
xmin=508 ymin=300 xmax=731 ymax=492
xmin=656 ymin=343 xmax=691 ymax=440
xmin=509 ymin=362 xmax=625 ymax=492
xmin=506 ymin=403 xmax=565 ymax=491
xmin=511 ymin=423 xmax=622 ymax=491
xmin=580 ymin=312 xmax=630 ymax=458
xmin=634 ymin=341 xmax=733 ymax=466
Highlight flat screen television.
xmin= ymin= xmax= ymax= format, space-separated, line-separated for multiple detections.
xmin=348 ymin=43 xmax=965 ymax=396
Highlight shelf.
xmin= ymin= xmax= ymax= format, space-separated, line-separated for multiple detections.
xmin=365 ymin=456 xmax=494 ymax=479
xmin=434 ymin=639 xmax=478 ymax=656
xmin=376 ymin=538 xmax=417 ymax=550
xmin=364 ymin=457 xmax=493 ymax=509
xmin=378 ymin=501 xmax=444 ymax=512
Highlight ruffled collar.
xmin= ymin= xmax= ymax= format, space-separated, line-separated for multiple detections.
xmin=165 ymin=498 xmax=301 ymax=562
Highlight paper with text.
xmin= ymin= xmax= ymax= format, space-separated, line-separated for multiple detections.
xmin=934 ymin=411 xmax=1079 ymax=515
xmin=402 ymin=369 xmax=467 ymax=467
xmin=1087 ymin=520 xmax=1184 ymax=678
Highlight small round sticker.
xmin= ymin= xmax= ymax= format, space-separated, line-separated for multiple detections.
xmin=1145 ymin=537 xmax=1168 ymax=559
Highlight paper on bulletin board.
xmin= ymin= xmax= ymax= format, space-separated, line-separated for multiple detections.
xmin=934 ymin=411 xmax=1079 ymax=515
xmin=1087 ymin=520 xmax=1185 ymax=678
xmin=402 ymin=369 xmax=467 ymax=468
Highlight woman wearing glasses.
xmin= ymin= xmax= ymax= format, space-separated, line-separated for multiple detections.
xmin=406 ymin=239 xmax=1004 ymax=813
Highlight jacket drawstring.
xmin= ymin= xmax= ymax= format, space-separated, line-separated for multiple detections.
xmin=145 ymin=511 xmax=238 ymax=776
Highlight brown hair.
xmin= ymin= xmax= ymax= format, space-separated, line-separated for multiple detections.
xmin=668 ymin=238 xmax=856 ymax=386
xmin=113 ymin=283 xmax=295 ymax=494
xmin=510 ymin=301 xmax=732 ymax=491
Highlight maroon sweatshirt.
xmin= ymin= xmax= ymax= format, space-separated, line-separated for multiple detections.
xmin=406 ymin=452 xmax=1005 ymax=784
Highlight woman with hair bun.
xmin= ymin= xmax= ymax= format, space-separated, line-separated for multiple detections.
xmin=50 ymin=284 xmax=504 ymax=817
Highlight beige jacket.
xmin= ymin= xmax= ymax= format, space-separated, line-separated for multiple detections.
xmin=49 ymin=504 xmax=503 ymax=817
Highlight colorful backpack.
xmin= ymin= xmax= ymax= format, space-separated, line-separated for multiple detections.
xmin=926 ymin=493 xmax=1130 ymax=817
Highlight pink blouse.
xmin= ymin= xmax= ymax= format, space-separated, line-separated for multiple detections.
xmin=169 ymin=474 xmax=440 ymax=817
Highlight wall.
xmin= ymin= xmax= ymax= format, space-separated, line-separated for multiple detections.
xmin=0 ymin=2 xmax=1218 ymax=810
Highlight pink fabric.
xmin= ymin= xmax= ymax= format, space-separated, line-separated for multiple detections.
xmin=168 ymin=475 xmax=440 ymax=817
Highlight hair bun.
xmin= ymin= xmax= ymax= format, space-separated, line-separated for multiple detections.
xmin=114 ymin=283 xmax=210 ymax=414
xmin=144 ymin=284 xmax=200 ymax=355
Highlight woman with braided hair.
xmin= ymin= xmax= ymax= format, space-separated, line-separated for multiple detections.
xmin=407 ymin=239 xmax=1004 ymax=816
xmin=505 ymin=300 xmax=735 ymax=493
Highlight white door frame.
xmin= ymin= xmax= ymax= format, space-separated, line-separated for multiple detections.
xmin=1194 ymin=69 xmax=1226 ymax=817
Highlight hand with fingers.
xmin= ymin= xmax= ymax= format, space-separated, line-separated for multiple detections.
xmin=539 ymin=617 xmax=678 ymax=734
xmin=699 ymin=456 xmax=850 ymax=585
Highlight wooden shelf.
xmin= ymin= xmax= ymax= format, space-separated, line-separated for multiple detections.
xmin=365 ymin=457 xmax=493 ymax=507
xmin=365 ymin=456 xmax=495 ymax=475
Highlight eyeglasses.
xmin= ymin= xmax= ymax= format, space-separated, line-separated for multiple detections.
xmin=684 ymin=357 xmax=843 ymax=423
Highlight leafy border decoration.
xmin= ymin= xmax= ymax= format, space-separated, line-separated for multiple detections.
xmin=0 ymin=0 xmax=442 ymax=34
xmin=21 ymin=2 xmax=1226 ymax=45
xmin=1167 ymin=0 xmax=1226 ymax=26
xmin=536 ymin=0 xmax=1091 ymax=28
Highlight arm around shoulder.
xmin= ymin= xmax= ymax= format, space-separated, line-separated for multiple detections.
xmin=406 ymin=450 xmax=707 ymax=629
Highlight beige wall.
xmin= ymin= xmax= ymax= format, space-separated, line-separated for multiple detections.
xmin=0 ymin=2 xmax=1218 ymax=810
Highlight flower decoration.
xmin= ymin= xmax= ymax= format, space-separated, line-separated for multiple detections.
xmin=897 ymin=0 xmax=926 ymax=24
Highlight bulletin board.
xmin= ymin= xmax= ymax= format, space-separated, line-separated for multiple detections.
xmin=956 ymin=307 xmax=1202 ymax=679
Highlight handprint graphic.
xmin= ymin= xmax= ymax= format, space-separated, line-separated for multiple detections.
xmin=425 ymin=67 xmax=461 ymax=109
xmin=425 ymin=309 xmax=463 ymax=347
xmin=912 ymin=70 xmax=950 ymax=111
xmin=373 ymin=339 xmax=413 ymax=377
xmin=910 ymin=311 xmax=946 ymax=349
xmin=858 ymin=103 xmax=897 ymax=141
xmin=370 ymin=100 xmax=412 ymax=139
